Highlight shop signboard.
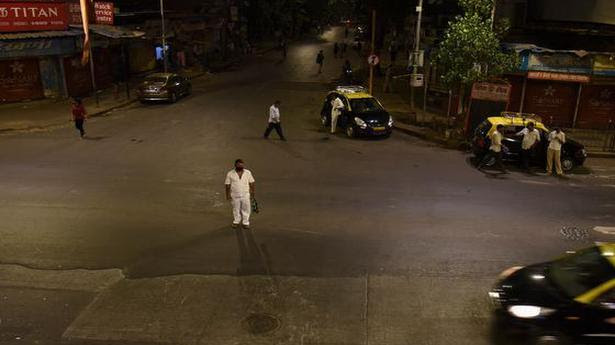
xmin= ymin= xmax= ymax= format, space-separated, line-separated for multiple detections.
xmin=69 ymin=1 xmax=113 ymax=25
xmin=0 ymin=37 xmax=76 ymax=58
xmin=593 ymin=54 xmax=615 ymax=76
xmin=526 ymin=52 xmax=592 ymax=75
xmin=0 ymin=58 xmax=44 ymax=102
xmin=471 ymin=82 xmax=511 ymax=102
xmin=0 ymin=1 xmax=69 ymax=32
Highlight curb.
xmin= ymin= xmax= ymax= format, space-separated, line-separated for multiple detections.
xmin=587 ymin=151 xmax=615 ymax=159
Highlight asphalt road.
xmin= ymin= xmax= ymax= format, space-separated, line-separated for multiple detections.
xmin=1 ymin=28 xmax=615 ymax=345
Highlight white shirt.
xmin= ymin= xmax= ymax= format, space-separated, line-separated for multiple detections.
xmin=489 ymin=130 xmax=503 ymax=153
xmin=268 ymin=105 xmax=280 ymax=123
xmin=331 ymin=97 xmax=344 ymax=116
xmin=225 ymin=169 xmax=255 ymax=198
xmin=516 ymin=128 xmax=541 ymax=150
xmin=548 ymin=131 xmax=566 ymax=151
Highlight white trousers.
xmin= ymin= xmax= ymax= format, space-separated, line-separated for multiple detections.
xmin=331 ymin=112 xmax=340 ymax=133
xmin=231 ymin=195 xmax=251 ymax=225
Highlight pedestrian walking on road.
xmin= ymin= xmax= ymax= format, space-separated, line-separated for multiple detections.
xmin=516 ymin=122 xmax=541 ymax=171
xmin=546 ymin=127 xmax=566 ymax=176
xmin=330 ymin=95 xmax=345 ymax=134
xmin=316 ymin=50 xmax=325 ymax=74
xmin=264 ymin=100 xmax=286 ymax=141
xmin=333 ymin=42 xmax=339 ymax=58
xmin=280 ymin=40 xmax=287 ymax=60
xmin=70 ymin=98 xmax=87 ymax=139
xmin=478 ymin=124 xmax=508 ymax=173
xmin=225 ymin=159 xmax=256 ymax=229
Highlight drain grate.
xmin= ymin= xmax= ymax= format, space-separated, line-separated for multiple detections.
xmin=242 ymin=313 xmax=280 ymax=335
xmin=560 ymin=226 xmax=590 ymax=241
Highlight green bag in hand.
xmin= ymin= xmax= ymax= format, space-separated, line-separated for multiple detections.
xmin=251 ymin=198 xmax=259 ymax=214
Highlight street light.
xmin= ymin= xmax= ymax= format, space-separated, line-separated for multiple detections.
xmin=160 ymin=0 xmax=168 ymax=73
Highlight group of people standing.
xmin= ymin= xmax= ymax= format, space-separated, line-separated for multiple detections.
xmin=478 ymin=122 xmax=567 ymax=176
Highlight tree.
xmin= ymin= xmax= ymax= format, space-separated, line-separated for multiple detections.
xmin=433 ymin=0 xmax=518 ymax=88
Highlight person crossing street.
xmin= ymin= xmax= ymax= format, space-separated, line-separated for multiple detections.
xmin=264 ymin=100 xmax=286 ymax=141
xmin=225 ymin=159 xmax=256 ymax=229
xmin=478 ymin=124 xmax=508 ymax=173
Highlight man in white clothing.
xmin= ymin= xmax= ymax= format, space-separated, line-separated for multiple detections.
xmin=264 ymin=100 xmax=286 ymax=140
xmin=330 ymin=96 xmax=345 ymax=134
xmin=225 ymin=159 xmax=256 ymax=229
xmin=547 ymin=127 xmax=566 ymax=176
xmin=516 ymin=121 xmax=541 ymax=171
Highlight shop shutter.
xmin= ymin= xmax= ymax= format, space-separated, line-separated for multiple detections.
xmin=523 ymin=80 xmax=577 ymax=128
xmin=0 ymin=58 xmax=44 ymax=103
xmin=63 ymin=55 xmax=92 ymax=98
xmin=576 ymin=85 xmax=615 ymax=129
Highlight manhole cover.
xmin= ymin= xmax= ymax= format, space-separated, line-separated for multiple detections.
xmin=560 ymin=226 xmax=590 ymax=241
xmin=242 ymin=313 xmax=280 ymax=335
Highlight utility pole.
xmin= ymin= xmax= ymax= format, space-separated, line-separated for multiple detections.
xmin=369 ymin=9 xmax=376 ymax=94
xmin=410 ymin=0 xmax=423 ymax=110
xmin=160 ymin=0 xmax=168 ymax=73
xmin=491 ymin=0 xmax=496 ymax=29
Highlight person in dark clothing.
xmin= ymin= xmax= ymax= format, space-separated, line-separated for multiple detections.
xmin=70 ymin=98 xmax=87 ymax=138
xmin=333 ymin=42 xmax=339 ymax=58
xmin=341 ymin=42 xmax=347 ymax=57
xmin=316 ymin=50 xmax=325 ymax=73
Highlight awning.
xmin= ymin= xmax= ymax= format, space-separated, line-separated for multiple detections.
xmin=69 ymin=24 xmax=146 ymax=39
xmin=0 ymin=30 xmax=82 ymax=40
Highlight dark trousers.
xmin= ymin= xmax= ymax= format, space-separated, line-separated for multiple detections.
xmin=479 ymin=150 xmax=506 ymax=172
xmin=264 ymin=122 xmax=285 ymax=139
xmin=74 ymin=119 xmax=85 ymax=137
xmin=521 ymin=148 xmax=532 ymax=170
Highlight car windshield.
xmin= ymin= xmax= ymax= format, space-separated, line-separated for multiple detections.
xmin=145 ymin=76 xmax=168 ymax=83
xmin=549 ymin=247 xmax=615 ymax=298
xmin=350 ymin=98 xmax=383 ymax=113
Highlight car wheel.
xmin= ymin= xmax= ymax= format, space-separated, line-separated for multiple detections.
xmin=170 ymin=92 xmax=177 ymax=103
xmin=561 ymin=156 xmax=574 ymax=172
xmin=346 ymin=125 xmax=355 ymax=138
xmin=481 ymin=155 xmax=496 ymax=167
xmin=321 ymin=115 xmax=328 ymax=127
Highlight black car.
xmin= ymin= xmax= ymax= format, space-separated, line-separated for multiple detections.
xmin=137 ymin=73 xmax=192 ymax=103
xmin=489 ymin=244 xmax=615 ymax=345
xmin=320 ymin=86 xmax=393 ymax=138
xmin=472 ymin=117 xmax=587 ymax=172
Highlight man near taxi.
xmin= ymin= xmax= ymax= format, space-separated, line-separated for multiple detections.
xmin=547 ymin=127 xmax=566 ymax=176
xmin=478 ymin=124 xmax=507 ymax=173
xmin=225 ymin=159 xmax=255 ymax=229
xmin=516 ymin=122 xmax=541 ymax=171
xmin=330 ymin=96 xmax=345 ymax=134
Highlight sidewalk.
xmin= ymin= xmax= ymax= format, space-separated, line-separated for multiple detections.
xmin=0 ymin=66 xmax=208 ymax=134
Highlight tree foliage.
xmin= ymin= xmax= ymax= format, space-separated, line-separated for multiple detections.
xmin=433 ymin=0 xmax=519 ymax=87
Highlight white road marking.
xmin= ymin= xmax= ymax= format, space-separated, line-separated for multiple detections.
xmin=519 ymin=179 xmax=553 ymax=186
xmin=593 ymin=226 xmax=615 ymax=235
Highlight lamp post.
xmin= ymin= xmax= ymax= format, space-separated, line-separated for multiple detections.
xmin=160 ymin=0 xmax=168 ymax=73
xmin=410 ymin=0 xmax=423 ymax=110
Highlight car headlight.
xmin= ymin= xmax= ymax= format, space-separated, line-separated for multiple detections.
xmin=354 ymin=117 xmax=367 ymax=129
xmin=388 ymin=116 xmax=394 ymax=127
xmin=508 ymin=305 xmax=555 ymax=319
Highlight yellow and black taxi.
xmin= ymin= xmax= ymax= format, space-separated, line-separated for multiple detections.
xmin=472 ymin=113 xmax=587 ymax=172
xmin=320 ymin=86 xmax=393 ymax=138
xmin=489 ymin=243 xmax=615 ymax=344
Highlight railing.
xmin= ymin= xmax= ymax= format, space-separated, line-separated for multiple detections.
xmin=564 ymin=128 xmax=615 ymax=153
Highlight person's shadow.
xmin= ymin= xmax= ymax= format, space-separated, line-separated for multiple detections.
xmin=235 ymin=228 xmax=272 ymax=276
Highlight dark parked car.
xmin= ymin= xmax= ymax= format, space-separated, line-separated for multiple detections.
xmin=489 ymin=243 xmax=615 ymax=345
xmin=320 ymin=86 xmax=393 ymax=138
xmin=472 ymin=115 xmax=587 ymax=172
xmin=137 ymin=73 xmax=191 ymax=103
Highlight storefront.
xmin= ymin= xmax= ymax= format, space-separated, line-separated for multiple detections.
xmin=0 ymin=32 xmax=81 ymax=102
xmin=505 ymin=45 xmax=615 ymax=130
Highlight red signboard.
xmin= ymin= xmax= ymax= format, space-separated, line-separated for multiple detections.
xmin=69 ymin=1 xmax=113 ymax=25
xmin=527 ymin=71 xmax=590 ymax=83
xmin=471 ymin=82 xmax=511 ymax=102
xmin=0 ymin=2 xmax=69 ymax=32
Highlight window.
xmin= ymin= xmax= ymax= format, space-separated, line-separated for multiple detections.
xmin=349 ymin=98 xmax=383 ymax=113
xmin=549 ymin=247 xmax=615 ymax=299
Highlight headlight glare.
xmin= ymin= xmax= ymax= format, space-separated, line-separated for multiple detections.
xmin=354 ymin=117 xmax=367 ymax=129
xmin=388 ymin=116 xmax=394 ymax=127
xmin=508 ymin=305 xmax=555 ymax=319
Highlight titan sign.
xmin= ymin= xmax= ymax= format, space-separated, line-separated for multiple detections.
xmin=0 ymin=2 xmax=69 ymax=32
